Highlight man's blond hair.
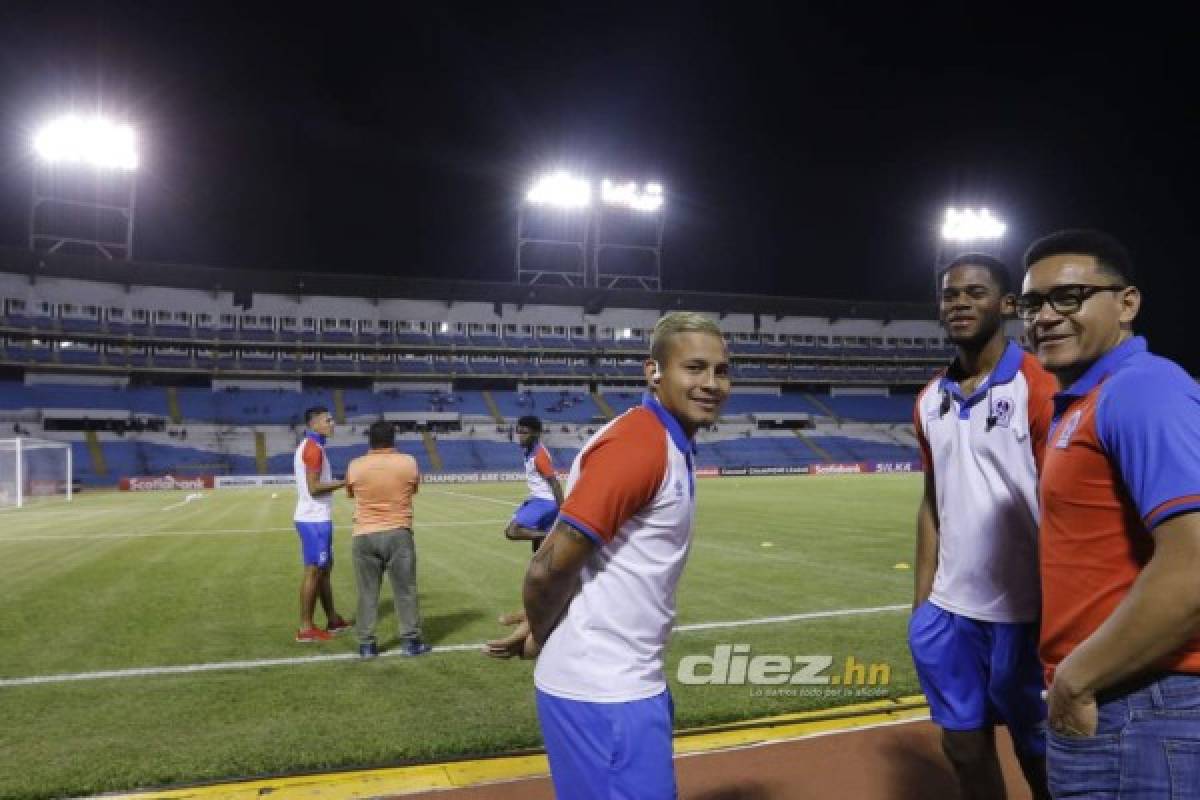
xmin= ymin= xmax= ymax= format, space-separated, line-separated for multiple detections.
xmin=649 ymin=311 xmax=725 ymax=364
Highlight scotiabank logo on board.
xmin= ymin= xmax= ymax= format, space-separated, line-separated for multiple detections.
xmin=120 ymin=475 xmax=215 ymax=491
xmin=811 ymin=463 xmax=865 ymax=475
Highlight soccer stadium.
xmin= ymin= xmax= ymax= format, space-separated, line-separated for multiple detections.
xmin=0 ymin=233 xmax=961 ymax=798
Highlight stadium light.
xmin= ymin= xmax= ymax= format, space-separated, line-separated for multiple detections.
xmin=601 ymin=179 xmax=664 ymax=213
xmin=32 ymin=115 xmax=139 ymax=171
xmin=940 ymin=208 xmax=1005 ymax=242
xmin=525 ymin=171 xmax=591 ymax=209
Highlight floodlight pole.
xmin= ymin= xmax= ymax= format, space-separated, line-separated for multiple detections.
xmin=516 ymin=175 xmax=666 ymax=290
xmin=593 ymin=206 xmax=664 ymax=291
xmin=515 ymin=204 xmax=589 ymax=287
xmin=30 ymin=163 xmax=137 ymax=260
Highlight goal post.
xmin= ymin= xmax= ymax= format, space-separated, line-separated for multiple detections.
xmin=0 ymin=437 xmax=73 ymax=509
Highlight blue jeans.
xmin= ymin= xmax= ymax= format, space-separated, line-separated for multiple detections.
xmin=1047 ymin=673 xmax=1200 ymax=798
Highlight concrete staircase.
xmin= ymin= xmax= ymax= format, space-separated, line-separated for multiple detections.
xmin=85 ymin=431 xmax=108 ymax=477
xmin=254 ymin=432 xmax=268 ymax=474
xmin=421 ymin=431 xmax=444 ymax=471
xmin=591 ymin=392 xmax=616 ymax=420
xmin=793 ymin=430 xmax=832 ymax=462
xmin=166 ymin=387 xmax=182 ymax=424
xmin=333 ymin=389 xmax=346 ymax=424
xmin=481 ymin=391 xmax=505 ymax=424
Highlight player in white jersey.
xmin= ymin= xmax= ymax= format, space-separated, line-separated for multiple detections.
xmin=910 ymin=255 xmax=1055 ymax=800
xmin=487 ymin=312 xmax=730 ymax=799
xmin=503 ymin=415 xmax=564 ymax=553
xmin=292 ymin=406 xmax=351 ymax=643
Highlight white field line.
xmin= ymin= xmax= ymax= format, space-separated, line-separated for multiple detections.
xmin=0 ymin=519 xmax=510 ymax=542
xmin=424 ymin=489 xmax=521 ymax=508
xmin=0 ymin=506 xmax=140 ymax=516
xmin=161 ymin=493 xmax=206 ymax=512
xmin=0 ymin=604 xmax=908 ymax=688
xmin=676 ymin=604 xmax=907 ymax=633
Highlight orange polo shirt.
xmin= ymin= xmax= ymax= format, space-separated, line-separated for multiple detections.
xmin=345 ymin=448 xmax=420 ymax=535
xmin=1040 ymin=337 xmax=1200 ymax=684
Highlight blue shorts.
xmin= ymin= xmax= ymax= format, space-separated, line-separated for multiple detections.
xmin=512 ymin=497 xmax=558 ymax=533
xmin=908 ymin=600 xmax=1046 ymax=755
xmin=294 ymin=520 xmax=333 ymax=568
xmin=536 ymin=688 xmax=676 ymax=799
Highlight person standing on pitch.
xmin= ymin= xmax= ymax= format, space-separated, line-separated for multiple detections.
xmin=910 ymin=254 xmax=1055 ymax=800
xmin=486 ymin=311 xmax=730 ymax=800
xmin=293 ymin=406 xmax=351 ymax=642
xmin=344 ymin=420 xmax=430 ymax=659
xmin=1021 ymin=230 xmax=1200 ymax=798
xmin=503 ymin=415 xmax=563 ymax=553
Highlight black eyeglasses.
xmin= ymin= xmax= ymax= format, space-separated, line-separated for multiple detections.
xmin=1015 ymin=284 xmax=1126 ymax=319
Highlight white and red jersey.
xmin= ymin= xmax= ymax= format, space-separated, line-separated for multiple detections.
xmin=293 ymin=433 xmax=334 ymax=523
xmin=535 ymin=393 xmax=696 ymax=703
xmin=524 ymin=443 xmax=557 ymax=502
xmin=914 ymin=340 xmax=1057 ymax=624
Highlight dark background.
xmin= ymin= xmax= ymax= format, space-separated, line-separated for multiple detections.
xmin=0 ymin=3 xmax=1195 ymax=367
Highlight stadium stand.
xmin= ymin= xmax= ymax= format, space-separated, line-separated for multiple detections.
xmin=0 ymin=246 xmax=953 ymax=485
xmin=821 ymin=393 xmax=919 ymax=423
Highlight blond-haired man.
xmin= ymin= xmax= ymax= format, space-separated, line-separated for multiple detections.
xmin=487 ymin=311 xmax=731 ymax=799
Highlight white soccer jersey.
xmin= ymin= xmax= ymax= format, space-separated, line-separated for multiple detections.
xmin=913 ymin=340 xmax=1056 ymax=624
xmin=534 ymin=394 xmax=696 ymax=702
xmin=524 ymin=443 xmax=557 ymax=501
xmin=293 ymin=434 xmax=334 ymax=523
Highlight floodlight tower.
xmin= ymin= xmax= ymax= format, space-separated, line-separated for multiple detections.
xmin=593 ymin=179 xmax=664 ymax=291
xmin=516 ymin=171 xmax=592 ymax=287
xmin=516 ymin=171 xmax=666 ymax=289
xmin=30 ymin=114 xmax=140 ymax=260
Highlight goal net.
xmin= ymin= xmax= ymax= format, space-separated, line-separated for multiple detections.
xmin=0 ymin=438 xmax=73 ymax=509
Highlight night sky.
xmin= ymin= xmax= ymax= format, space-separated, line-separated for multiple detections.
xmin=0 ymin=3 xmax=1196 ymax=367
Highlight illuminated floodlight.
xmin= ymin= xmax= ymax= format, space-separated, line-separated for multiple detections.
xmin=941 ymin=208 xmax=1005 ymax=242
xmin=619 ymin=327 xmax=633 ymax=340
xmin=33 ymin=115 xmax=139 ymax=171
xmin=526 ymin=171 xmax=591 ymax=209
xmin=601 ymin=179 xmax=664 ymax=213
xmin=439 ymin=322 xmax=450 ymax=333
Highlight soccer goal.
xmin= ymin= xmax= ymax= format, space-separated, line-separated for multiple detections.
xmin=0 ymin=438 xmax=73 ymax=509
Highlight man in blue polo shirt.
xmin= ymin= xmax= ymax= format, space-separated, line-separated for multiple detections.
xmin=1021 ymin=229 xmax=1200 ymax=798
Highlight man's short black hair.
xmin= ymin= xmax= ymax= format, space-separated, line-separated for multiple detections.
xmin=304 ymin=406 xmax=330 ymax=426
xmin=937 ymin=253 xmax=1013 ymax=295
xmin=516 ymin=415 xmax=542 ymax=433
xmin=367 ymin=420 xmax=395 ymax=449
xmin=1023 ymin=229 xmax=1135 ymax=285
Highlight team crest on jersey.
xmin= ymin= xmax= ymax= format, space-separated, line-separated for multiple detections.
xmin=989 ymin=397 xmax=1014 ymax=429
xmin=1054 ymin=410 xmax=1083 ymax=449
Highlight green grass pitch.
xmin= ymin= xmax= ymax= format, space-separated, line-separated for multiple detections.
xmin=0 ymin=474 xmax=922 ymax=799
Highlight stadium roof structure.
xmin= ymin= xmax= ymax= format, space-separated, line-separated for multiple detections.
xmin=0 ymin=246 xmax=936 ymax=323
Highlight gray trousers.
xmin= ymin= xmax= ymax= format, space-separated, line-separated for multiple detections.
xmin=351 ymin=528 xmax=422 ymax=645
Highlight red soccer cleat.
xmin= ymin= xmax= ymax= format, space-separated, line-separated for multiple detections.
xmin=326 ymin=616 xmax=353 ymax=635
xmin=295 ymin=626 xmax=334 ymax=643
